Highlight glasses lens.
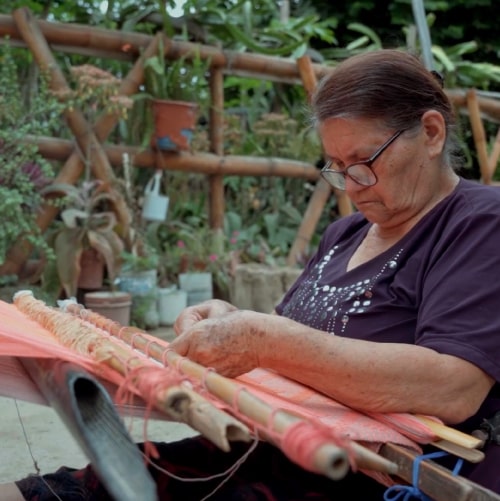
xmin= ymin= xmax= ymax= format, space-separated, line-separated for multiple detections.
xmin=346 ymin=163 xmax=378 ymax=187
xmin=321 ymin=167 xmax=345 ymax=190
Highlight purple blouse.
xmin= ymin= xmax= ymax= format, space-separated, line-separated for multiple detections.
xmin=275 ymin=177 xmax=500 ymax=493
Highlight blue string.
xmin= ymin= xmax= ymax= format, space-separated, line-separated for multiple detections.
xmin=383 ymin=451 xmax=464 ymax=501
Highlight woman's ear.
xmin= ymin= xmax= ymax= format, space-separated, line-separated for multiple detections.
xmin=421 ymin=110 xmax=446 ymax=159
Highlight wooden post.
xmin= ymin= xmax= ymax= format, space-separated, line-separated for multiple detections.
xmin=208 ymin=66 xmax=226 ymax=230
xmin=0 ymin=10 xmax=161 ymax=276
xmin=466 ymin=88 xmax=492 ymax=184
xmin=287 ymin=55 xmax=352 ymax=266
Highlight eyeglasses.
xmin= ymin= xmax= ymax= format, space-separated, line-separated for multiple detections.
xmin=320 ymin=129 xmax=404 ymax=190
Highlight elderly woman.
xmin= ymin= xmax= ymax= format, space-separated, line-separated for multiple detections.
xmin=4 ymin=49 xmax=500 ymax=500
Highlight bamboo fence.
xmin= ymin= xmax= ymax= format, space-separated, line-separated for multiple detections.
xmin=2 ymin=8 xmax=500 ymax=275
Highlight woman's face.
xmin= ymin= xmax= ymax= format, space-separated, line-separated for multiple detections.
xmin=319 ymin=116 xmax=446 ymax=228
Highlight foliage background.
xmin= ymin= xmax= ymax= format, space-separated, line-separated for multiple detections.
xmin=1 ymin=0 xmax=499 ymax=296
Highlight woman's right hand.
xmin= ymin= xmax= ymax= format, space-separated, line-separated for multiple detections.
xmin=173 ymin=299 xmax=238 ymax=336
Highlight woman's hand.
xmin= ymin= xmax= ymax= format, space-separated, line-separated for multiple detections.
xmin=170 ymin=309 xmax=262 ymax=378
xmin=173 ymin=299 xmax=237 ymax=336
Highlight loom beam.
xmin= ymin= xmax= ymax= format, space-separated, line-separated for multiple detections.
xmin=21 ymin=357 xmax=158 ymax=501
xmin=381 ymin=443 xmax=500 ymax=501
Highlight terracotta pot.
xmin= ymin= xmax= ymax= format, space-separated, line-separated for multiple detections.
xmin=84 ymin=290 xmax=132 ymax=326
xmin=78 ymin=248 xmax=104 ymax=290
xmin=152 ymin=99 xmax=198 ymax=151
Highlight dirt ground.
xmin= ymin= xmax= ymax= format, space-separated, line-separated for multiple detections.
xmin=0 ymin=326 xmax=198 ymax=484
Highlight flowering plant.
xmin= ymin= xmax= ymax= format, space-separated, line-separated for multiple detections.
xmin=155 ymin=221 xmax=236 ymax=297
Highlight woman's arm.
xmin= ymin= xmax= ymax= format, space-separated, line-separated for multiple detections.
xmin=170 ymin=309 xmax=494 ymax=424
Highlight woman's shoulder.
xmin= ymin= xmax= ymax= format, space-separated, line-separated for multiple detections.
xmin=454 ymin=177 xmax=500 ymax=214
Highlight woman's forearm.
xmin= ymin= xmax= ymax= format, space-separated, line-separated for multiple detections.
xmin=254 ymin=314 xmax=493 ymax=423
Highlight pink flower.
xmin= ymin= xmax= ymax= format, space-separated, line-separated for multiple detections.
xmin=208 ymin=254 xmax=218 ymax=262
xmin=177 ymin=240 xmax=185 ymax=248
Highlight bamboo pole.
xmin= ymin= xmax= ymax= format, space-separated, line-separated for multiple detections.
xmin=13 ymin=291 xmax=250 ymax=452
xmin=62 ymin=304 xmax=401 ymax=480
xmin=0 ymin=13 xmax=330 ymax=85
xmin=22 ymin=135 xmax=321 ymax=180
xmin=208 ymin=66 xmax=226 ymax=230
xmin=447 ymin=88 xmax=500 ymax=123
xmin=286 ymin=55 xmax=352 ymax=266
xmin=414 ymin=415 xmax=483 ymax=450
xmin=0 ymin=28 xmax=162 ymax=277
xmin=13 ymin=6 xmax=131 ymax=236
xmin=466 ymin=88 xmax=492 ymax=184
xmin=2 ymin=14 xmax=499 ymax=120
xmin=488 ymin=127 xmax=500 ymax=181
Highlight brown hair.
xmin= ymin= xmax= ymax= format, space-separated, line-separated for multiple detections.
xmin=311 ymin=49 xmax=462 ymax=169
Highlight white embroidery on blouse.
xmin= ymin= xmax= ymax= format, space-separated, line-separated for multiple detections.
xmin=282 ymin=245 xmax=404 ymax=334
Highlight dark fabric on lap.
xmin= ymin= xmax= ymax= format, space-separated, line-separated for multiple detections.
xmin=15 ymin=436 xmax=388 ymax=500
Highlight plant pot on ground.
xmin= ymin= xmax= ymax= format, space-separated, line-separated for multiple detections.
xmin=42 ymin=180 xmax=127 ymax=299
xmin=117 ymin=249 xmax=160 ymax=329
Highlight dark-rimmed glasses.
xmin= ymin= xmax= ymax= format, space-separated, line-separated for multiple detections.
xmin=320 ymin=129 xmax=404 ymax=190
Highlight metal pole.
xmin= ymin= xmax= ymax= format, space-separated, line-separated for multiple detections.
xmin=411 ymin=0 xmax=434 ymax=70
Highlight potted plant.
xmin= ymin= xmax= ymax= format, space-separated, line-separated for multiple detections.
xmin=117 ymin=243 xmax=161 ymax=329
xmin=130 ymin=35 xmax=210 ymax=151
xmin=42 ymin=180 xmax=127 ymax=298
xmin=157 ymin=221 xmax=232 ymax=305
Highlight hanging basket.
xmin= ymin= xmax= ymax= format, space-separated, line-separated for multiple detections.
xmin=152 ymin=99 xmax=198 ymax=151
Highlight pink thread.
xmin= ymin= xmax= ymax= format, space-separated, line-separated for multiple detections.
xmin=281 ymin=421 xmax=333 ymax=472
xmin=117 ymin=326 xmax=127 ymax=340
xmin=129 ymin=332 xmax=142 ymax=348
xmin=280 ymin=420 xmax=356 ymax=473
xmin=161 ymin=348 xmax=170 ymax=366
xmin=142 ymin=338 xmax=155 ymax=357
xmin=231 ymin=386 xmax=245 ymax=411
xmin=201 ymin=367 xmax=216 ymax=392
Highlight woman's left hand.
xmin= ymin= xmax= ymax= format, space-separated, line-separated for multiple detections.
xmin=169 ymin=310 xmax=262 ymax=377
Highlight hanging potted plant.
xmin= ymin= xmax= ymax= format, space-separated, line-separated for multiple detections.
xmin=131 ymin=36 xmax=210 ymax=152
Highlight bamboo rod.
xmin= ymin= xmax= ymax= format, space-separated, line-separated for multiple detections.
xmin=12 ymin=291 xmax=250 ymax=452
xmin=162 ymin=348 xmax=396 ymax=478
xmin=287 ymin=55 xmax=352 ymax=266
xmin=3 ymin=15 xmax=499 ymax=120
xmin=488 ymin=127 xmax=500 ymax=180
xmin=0 ymin=13 xmax=330 ymax=85
xmin=22 ymin=135 xmax=321 ymax=180
xmin=0 ymin=31 xmax=162 ymax=278
xmin=432 ymin=439 xmax=484 ymax=463
xmin=208 ymin=65 xmax=225 ymax=230
xmin=13 ymin=6 xmax=132 ymax=241
xmin=414 ymin=415 xmax=483 ymax=450
xmin=466 ymin=88 xmax=492 ymax=184
xmin=63 ymin=304 xmax=400 ymax=480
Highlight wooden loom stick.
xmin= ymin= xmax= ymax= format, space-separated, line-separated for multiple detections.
xmin=414 ymin=415 xmax=483 ymax=450
xmin=12 ymin=291 xmax=250 ymax=452
xmin=63 ymin=303 xmax=400 ymax=480
xmin=381 ymin=443 xmax=500 ymax=501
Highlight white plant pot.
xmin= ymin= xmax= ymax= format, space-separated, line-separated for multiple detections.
xmin=178 ymin=272 xmax=213 ymax=306
xmin=157 ymin=286 xmax=188 ymax=326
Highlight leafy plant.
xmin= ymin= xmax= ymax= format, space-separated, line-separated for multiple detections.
xmin=42 ymin=180 xmax=125 ymax=298
xmin=0 ymin=38 xmax=63 ymax=282
xmin=127 ymin=36 xmax=210 ymax=149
